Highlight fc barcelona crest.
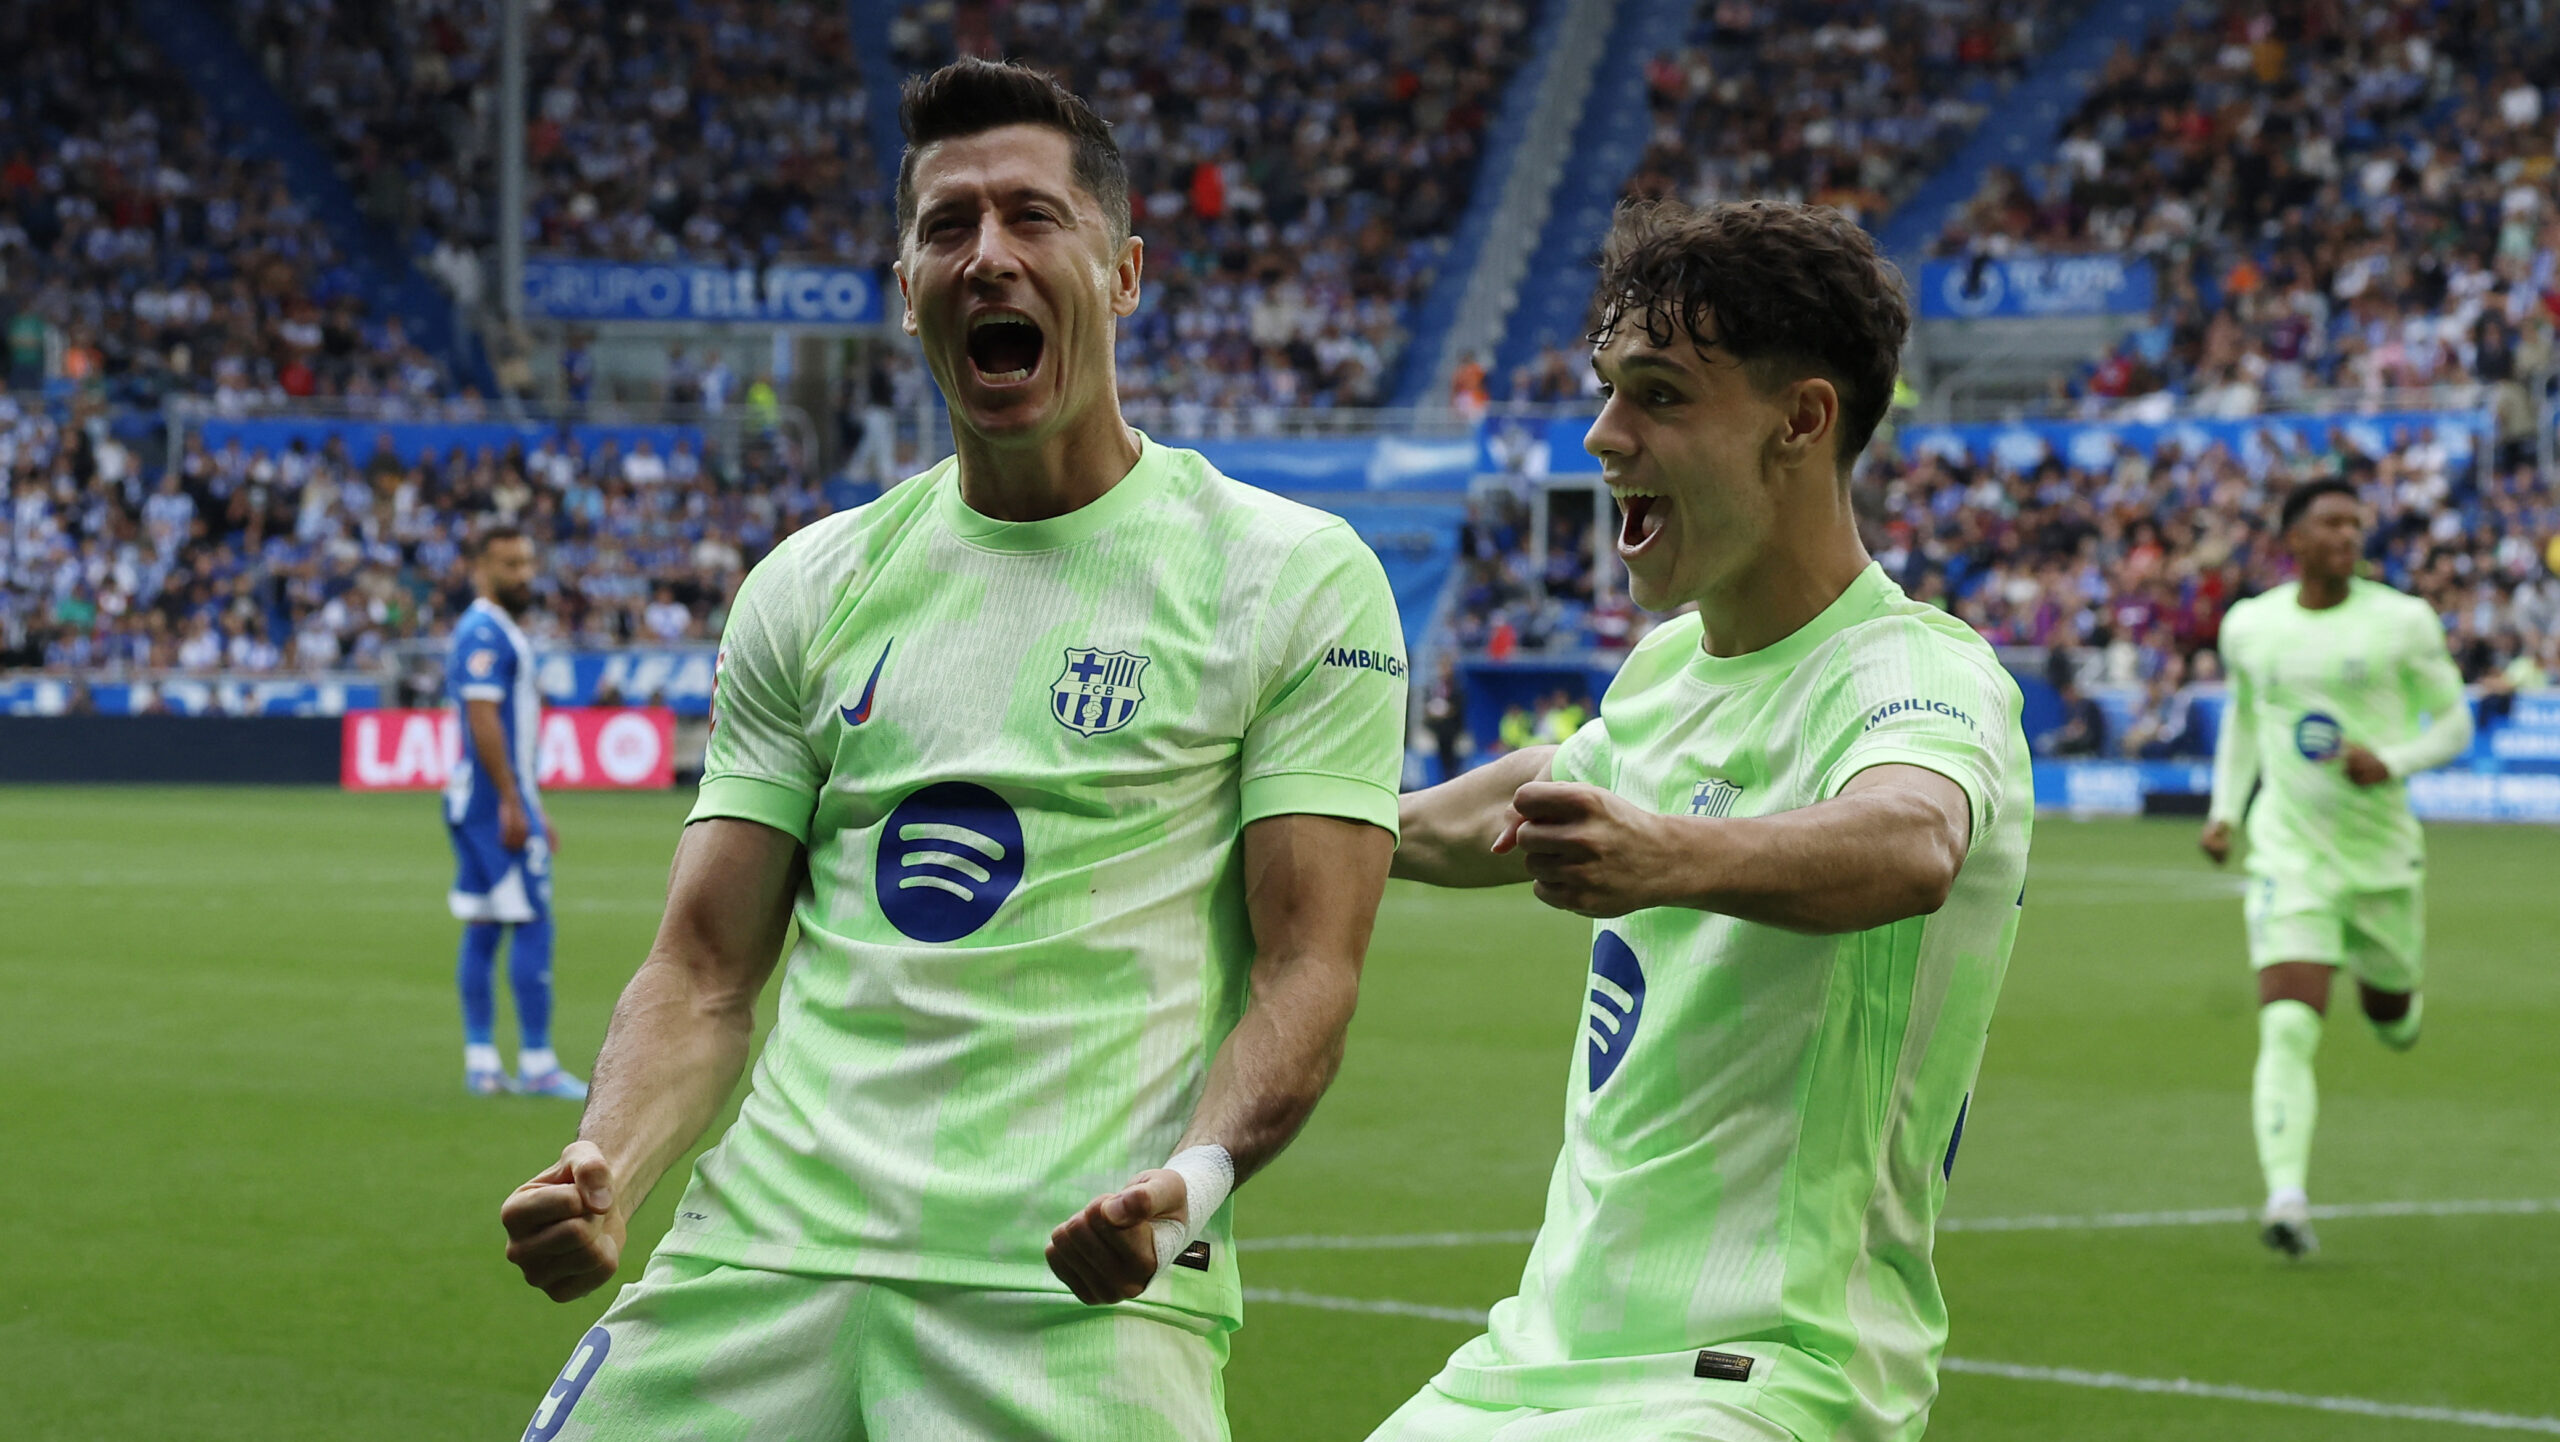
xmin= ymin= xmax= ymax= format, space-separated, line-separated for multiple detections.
xmin=1689 ymin=778 xmax=1743 ymax=818
xmin=1052 ymin=647 xmax=1150 ymax=737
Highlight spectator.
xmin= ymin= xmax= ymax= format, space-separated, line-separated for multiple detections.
xmin=2044 ymin=668 xmax=2110 ymax=757
xmin=0 ymin=0 xmax=449 ymax=414
xmin=2 ymin=399 xmax=830 ymax=680
xmin=1933 ymin=0 xmax=2560 ymax=415
xmin=905 ymin=0 xmax=1538 ymax=416
xmin=1422 ymin=655 xmax=1469 ymax=781
xmin=234 ymin=0 xmax=893 ymax=273
xmin=1627 ymin=0 xmax=2065 ymax=226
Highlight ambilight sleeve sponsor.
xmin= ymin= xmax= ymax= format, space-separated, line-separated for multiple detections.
xmin=1237 ymin=523 xmax=1407 ymax=835
xmin=1818 ymin=618 xmax=2014 ymax=843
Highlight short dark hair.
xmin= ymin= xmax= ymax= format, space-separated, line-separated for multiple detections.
xmin=472 ymin=521 xmax=527 ymax=558
xmin=1586 ymin=199 xmax=1910 ymax=474
xmin=895 ymin=59 xmax=1128 ymax=243
xmin=2279 ymin=477 xmax=2361 ymax=532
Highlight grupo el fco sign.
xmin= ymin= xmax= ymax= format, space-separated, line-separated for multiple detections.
xmin=342 ymin=708 xmax=675 ymax=790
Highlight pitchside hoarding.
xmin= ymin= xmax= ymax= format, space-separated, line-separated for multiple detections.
xmin=523 ymin=260 xmax=886 ymax=326
xmin=2029 ymin=760 xmax=2560 ymax=823
xmin=1916 ymin=255 xmax=2157 ymax=320
xmin=342 ymin=708 xmax=675 ymax=791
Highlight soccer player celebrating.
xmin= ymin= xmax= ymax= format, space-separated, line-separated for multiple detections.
xmin=498 ymin=60 xmax=1406 ymax=1440
xmin=2202 ymin=478 xmax=2473 ymax=1258
xmin=1380 ymin=201 xmax=2032 ymax=1442
xmin=447 ymin=524 xmax=583 ymax=1100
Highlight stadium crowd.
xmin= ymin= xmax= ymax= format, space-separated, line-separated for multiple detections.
xmin=1456 ymin=423 xmax=2559 ymax=756
xmin=900 ymin=0 xmax=1538 ymax=413
xmin=233 ymin=0 xmax=892 ymax=279
xmin=1 ymin=0 xmax=455 ymax=415
xmin=0 ymin=401 xmax=823 ymax=676
xmin=1932 ymin=0 xmax=2560 ymax=423
xmin=1623 ymin=0 xmax=2074 ymax=226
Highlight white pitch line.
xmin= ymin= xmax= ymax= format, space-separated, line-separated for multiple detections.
xmin=1240 ymin=1229 xmax=1538 ymax=1253
xmin=1242 ymin=1288 xmax=1490 ymax=1326
xmin=1939 ymin=1359 xmax=2560 ymax=1435
xmin=1938 ymin=1197 xmax=2560 ymax=1233
xmin=1241 ymin=1198 xmax=2560 ymax=1252
xmin=1241 ymin=1292 xmax=2560 ymax=1434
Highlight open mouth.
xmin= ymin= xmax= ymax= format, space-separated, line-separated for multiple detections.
xmin=966 ymin=311 xmax=1045 ymax=386
xmin=1613 ymin=487 xmax=1667 ymax=557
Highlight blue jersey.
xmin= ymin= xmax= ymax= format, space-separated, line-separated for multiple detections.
xmin=446 ymin=598 xmax=542 ymax=829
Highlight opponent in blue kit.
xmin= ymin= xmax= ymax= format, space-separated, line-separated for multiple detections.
xmin=446 ymin=524 xmax=584 ymax=1100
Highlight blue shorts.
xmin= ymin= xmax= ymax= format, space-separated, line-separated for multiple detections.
xmin=449 ymin=819 xmax=551 ymax=924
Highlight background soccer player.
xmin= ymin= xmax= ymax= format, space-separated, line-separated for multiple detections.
xmin=497 ymin=60 xmax=1407 ymax=1440
xmin=446 ymin=524 xmax=582 ymax=1100
xmin=1380 ymin=200 xmax=2032 ymax=1442
xmin=2202 ymin=478 xmax=2473 ymax=1258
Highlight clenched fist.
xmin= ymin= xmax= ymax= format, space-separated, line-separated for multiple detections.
xmin=501 ymin=1140 xmax=626 ymax=1302
xmin=1046 ymin=1168 xmax=1188 ymax=1306
xmin=1495 ymin=781 xmax=1684 ymax=918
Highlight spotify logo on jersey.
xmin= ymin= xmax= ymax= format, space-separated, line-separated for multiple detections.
xmin=1587 ymin=931 xmax=1647 ymax=1090
xmin=877 ymin=782 xmax=1027 ymax=942
xmin=2293 ymin=711 xmax=2344 ymax=762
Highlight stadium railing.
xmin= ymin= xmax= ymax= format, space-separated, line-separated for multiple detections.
xmin=161 ymin=397 xmax=824 ymax=479
xmin=1931 ymin=383 xmax=2525 ymax=426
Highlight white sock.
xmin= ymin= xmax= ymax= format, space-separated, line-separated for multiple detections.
xmin=466 ymin=1043 xmax=503 ymax=1074
xmin=518 ymin=1047 xmax=557 ymax=1078
xmin=2267 ymin=1185 xmax=2309 ymax=1212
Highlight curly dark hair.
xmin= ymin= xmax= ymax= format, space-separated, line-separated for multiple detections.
xmin=896 ymin=59 xmax=1129 ymax=243
xmin=1586 ymin=199 xmax=1910 ymax=474
xmin=2277 ymin=476 xmax=2360 ymax=532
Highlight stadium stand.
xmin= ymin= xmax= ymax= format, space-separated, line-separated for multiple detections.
xmin=1462 ymin=426 xmax=2559 ymax=759
xmin=898 ymin=0 xmax=1542 ymax=416
xmin=0 ymin=397 xmax=821 ymax=677
xmin=1625 ymin=0 xmax=2072 ymax=226
xmin=1 ymin=0 xmax=2552 ymax=796
xmin=1488 ymin=0 xmax=2080 ymax=391
xmin=0 ymin=0 xmax=451 ymax=412
xmin=1929 ymin=0 xmax=2560 ymax=422
xmin=231 ymin=0 xmax=892 ymax=275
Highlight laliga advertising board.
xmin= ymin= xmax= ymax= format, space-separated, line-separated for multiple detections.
xmin=342 ymin=708 xmax=676 ymax=791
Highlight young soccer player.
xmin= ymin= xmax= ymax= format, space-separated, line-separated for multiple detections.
xmin=447 ymin=524 xmax=583 ymax=1099
xmin=498 ymin=60 xmax=1406 ymax=1440
xmin=2202 ymin=478 xmax=2472 ymax=1257
xmin=1382 ymin=200 xmax=2031 ymax=1442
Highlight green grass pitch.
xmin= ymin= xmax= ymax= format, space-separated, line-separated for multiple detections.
xmin=2 ymin=787 xmax=2554 ymax=1439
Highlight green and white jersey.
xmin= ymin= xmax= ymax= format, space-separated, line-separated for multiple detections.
xmin=667 ymin=437 xmax=1406 ymax=1326
xmin=2209 ymin=579 xmax=2467 ymax=893
xmin=1433 ymin=565 xmax=2032 ymax=1441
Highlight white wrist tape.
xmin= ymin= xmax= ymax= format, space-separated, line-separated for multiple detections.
xmin=1148 ymin=1144 xmax=1235 ymax=1273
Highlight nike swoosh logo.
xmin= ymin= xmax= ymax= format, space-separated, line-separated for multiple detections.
xmin=839 ymin=640 xmax=892 ymax=726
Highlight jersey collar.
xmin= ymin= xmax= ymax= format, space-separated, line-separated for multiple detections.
xmin=1682 ymin=562 xmax=1896 ymax=687
xmin=935 ymin=431 xmax=1171 ymax=554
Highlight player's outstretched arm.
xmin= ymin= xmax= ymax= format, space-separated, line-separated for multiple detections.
xmin=500 ymin=817 xmax=800 ymax=1301
xmin=1046 ymin=811 xmax=1394 ymax=1305
xmin=2203 ymin=648 xmax=2256 ymax=862
xmin=1389 ymin=744 xmax=1554 ymax=887
xmin=1506 ymin=763 xmax=1972 ymax=934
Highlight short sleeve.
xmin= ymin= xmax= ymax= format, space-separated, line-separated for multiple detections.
xmin=1814 ymin=618 xmax=2018 ymax=850
xmin=1551 ymin=715 xmax=1612 ymax=788
xmin=450 ymin=622 xmax=510 ymax=703
xmin=688 ymin=547 xmax=824 ymax=842
xmin=1238 ymin=522 xmax=1408 ymax=835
